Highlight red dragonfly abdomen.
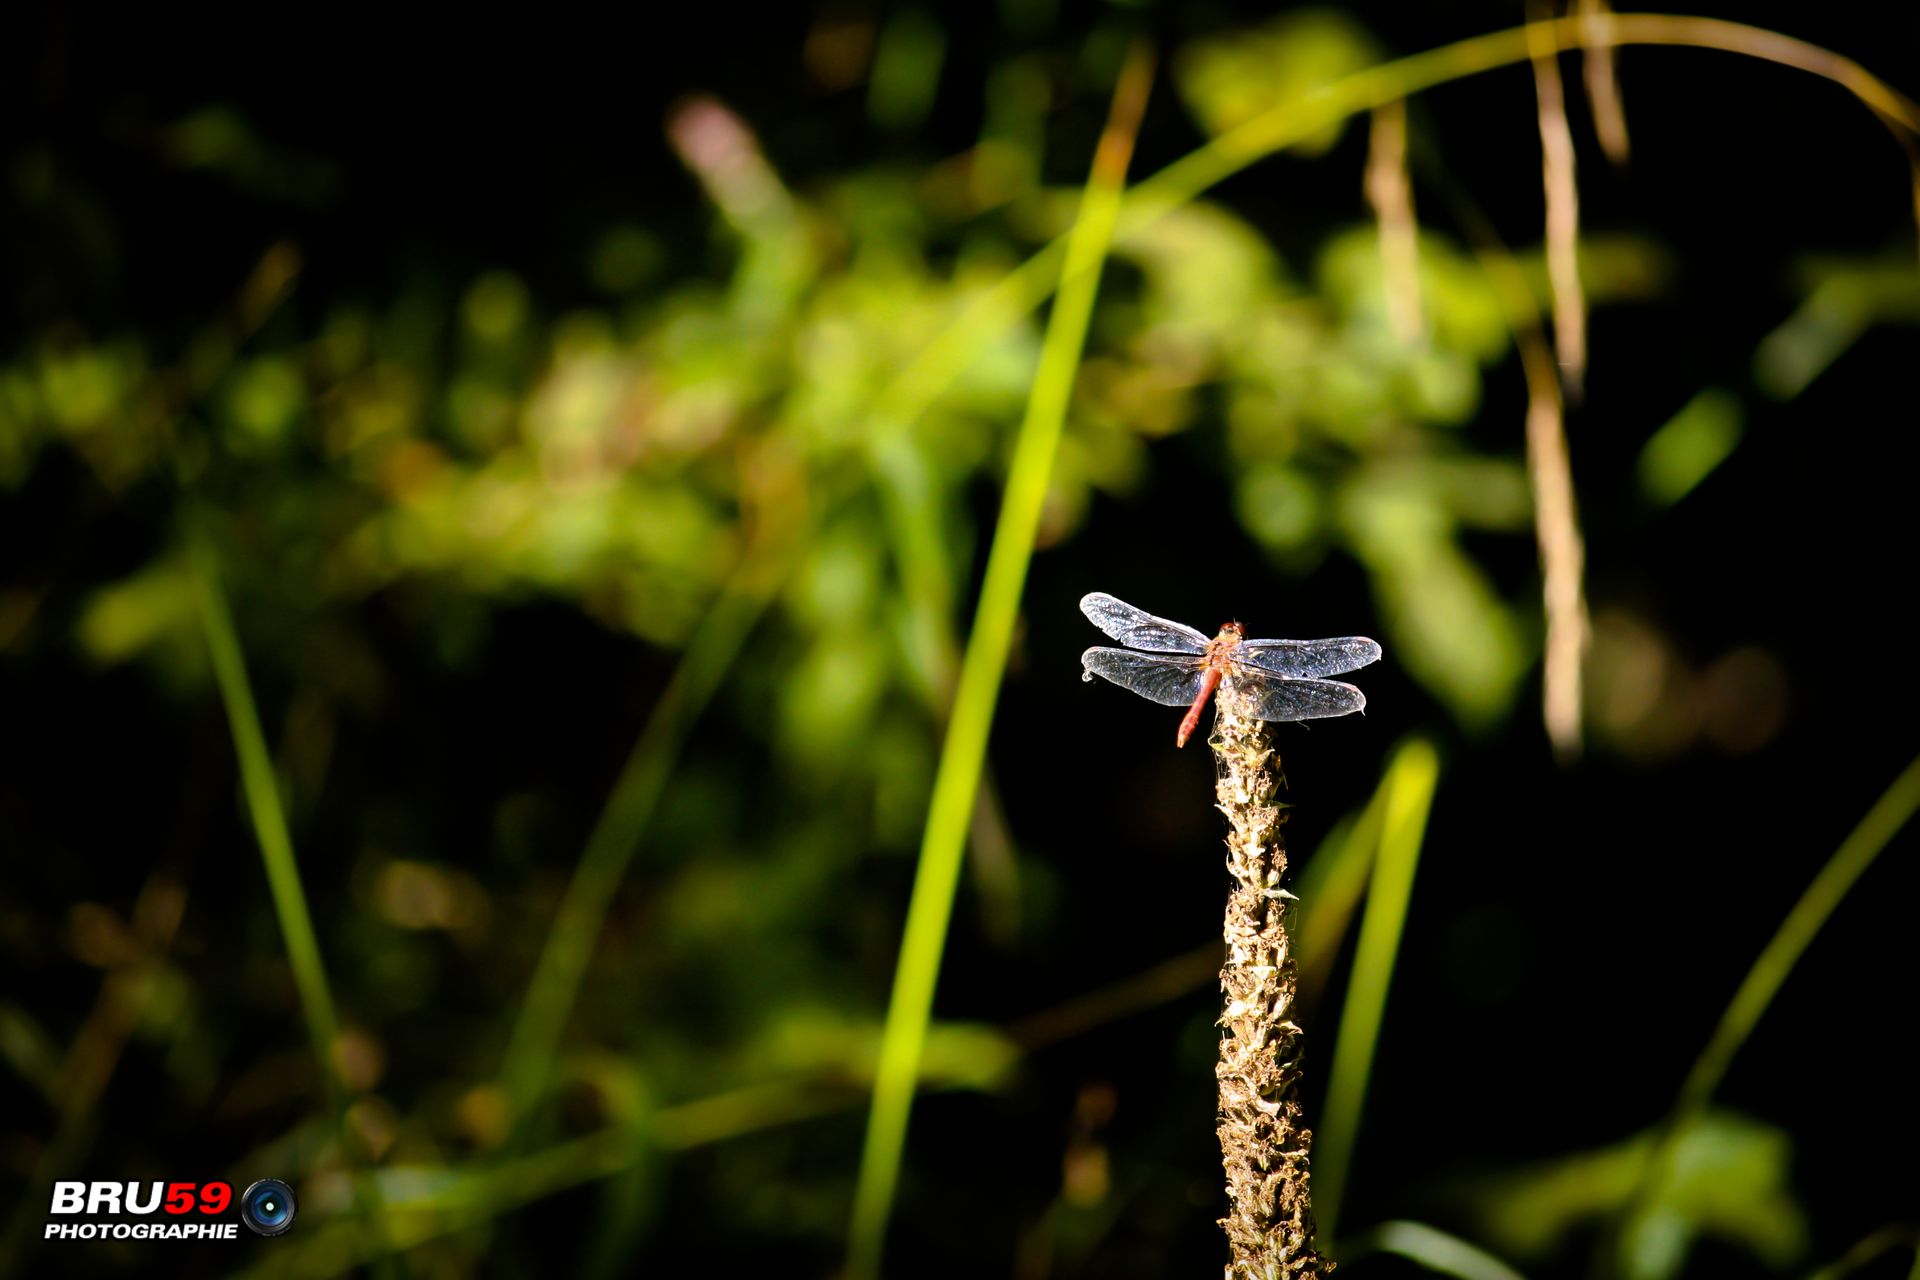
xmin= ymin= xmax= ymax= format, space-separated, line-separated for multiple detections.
xmin=1176 ymin=664 xmax=1225 ymax=748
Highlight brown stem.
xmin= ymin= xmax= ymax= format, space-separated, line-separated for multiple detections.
xmin=1212 ymin=681 xmax=1327 ymax=1279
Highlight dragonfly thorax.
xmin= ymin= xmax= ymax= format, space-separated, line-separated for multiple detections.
xmin=1207 ymin=621 xmax=1246 ymax=667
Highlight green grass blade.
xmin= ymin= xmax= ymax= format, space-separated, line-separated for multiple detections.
xmin=1803 ymin=1224 xmax=1920 ymax=1280
xmin=1296 ymin=780 xmax=1389 ymax=1008
xmin=1676 ymin=749 xmax=1920 ymax=1115
xmin=188 ymin=525 xmax=389 ymax=1265
xmin=252 ymin=1079 xmax=862 ymax=1279
xmin=1315 ymin=737 xmax=1441 ymax=1241
xmin=498 ymin=561 xmax=782 ymax=1128
xmin=844 ymin=44 xmax=1156 ymax=1280
xmin=1621 ymin=748 xmax=1920 ymax=1243
xmin=1347 ymin=1220 xmax=1527 ymax=1280
xmin=190 ymin=529 xmax=346 ymax=1097
xmin=1613 ymin=750 xmax=1920 ymax=1269
xmin=870 ymin=438 xmax=1024 ymax=939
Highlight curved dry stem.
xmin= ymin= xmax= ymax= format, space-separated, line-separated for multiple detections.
xmin=1122 ymin=14 xmax=1917 ymax=254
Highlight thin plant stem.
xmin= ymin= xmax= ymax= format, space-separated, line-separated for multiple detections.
xmin=1313 ymin=739 xmax=1439 ymax=1243
xmin=187 ymin=524 xmax=388 ymax=1262
xmin=191 ymin=530 xmax=344 ymax=1098
xmin=497 ymin=540 xmax=791 ymax=1127
xmin=495 ymin=93 xmax=827 ymax=1135
xmin=1674 ymin=750 xmax=1920 ymax=1113
xmin=845 ymin=42 xmax=1156 ymax=1280
xmin=1617 ymin=749 xmax=1920 ymax=1255
xmin=870 ymin=437 xmax=1024 ymax=939
xmin=1804 ymin=1224 xmax=1920 ymax=1280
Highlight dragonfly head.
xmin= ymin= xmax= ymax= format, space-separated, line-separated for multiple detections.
xmin=1216 ymin=620 xmax=1245 ymax=644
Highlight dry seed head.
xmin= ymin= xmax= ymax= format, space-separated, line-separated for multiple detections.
xmin=1211 ymin=678 xmax=1327 ymax=1278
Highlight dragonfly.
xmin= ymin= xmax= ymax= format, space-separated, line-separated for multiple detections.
xmin=1079 ymin=592 xmax=1381 ymax=747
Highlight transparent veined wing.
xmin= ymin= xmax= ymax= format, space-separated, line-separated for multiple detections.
xmin=1081 ymin=648 xmax=1207 ymax=707
xmin=1230 ymin=672 xmax=1368 ymax=722
xmin=1079 ymin=593 xmax=1209 ymax=654
xmin=1234 ymin=636 xmax=1381 ymax=680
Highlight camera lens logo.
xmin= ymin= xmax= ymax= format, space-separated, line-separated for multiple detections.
xmin=238 ymin=1180 xmax=297 ymax=1237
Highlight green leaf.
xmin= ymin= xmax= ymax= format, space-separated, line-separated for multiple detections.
xmin=77 ymin=555 xmax=202 ymax=671
xmin=1637 ymin=390 xmax=1742 ymax=507
xmin=1340 ymin=466 xmax=1528 ymax=726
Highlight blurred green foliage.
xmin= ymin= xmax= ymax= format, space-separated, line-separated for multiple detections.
xmin=1467 ymin=1111 xmax=1807 ymax=1279
xmin=8 ymin=165 xmax=1566 ymax=724
xmin=1175 ymin=9 xmax=1382 ymax=153
xmin=1638 ymin=389 xmax=1742 ymax=507
xmin=6 ymin=5 xmax=1920 ymax=1278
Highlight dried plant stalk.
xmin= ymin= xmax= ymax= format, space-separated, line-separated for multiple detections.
xmin=1577 ymin=0 xmax=1633 ymax=164
xmin=1528 ymin=4 xmax=1588 ymax=396
xmin=1522 ymin=344 xmax=1589 ymax=759
xmin=1212 ymin=680 xmax=1326 ymax=1280
xmin=1454 ymin=208 xmax=1590 ymax=758
xmin=1365 ymin=99 xmax=1424 ymax=345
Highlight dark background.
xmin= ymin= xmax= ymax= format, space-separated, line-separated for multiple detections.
xmin=4 ymin=2 xmax=1918 ymax=1277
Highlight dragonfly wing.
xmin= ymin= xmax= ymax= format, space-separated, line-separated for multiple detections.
xmin=1229 ymin=671 xmax=1368 ymax=722
xmin=1079 ymin=593 xmax=1210 ymax=654
xmin=1081 ymin=647 xmax=1208 ymax=707
xmin=1235 ymin=636 xmax=1382 ymax=679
